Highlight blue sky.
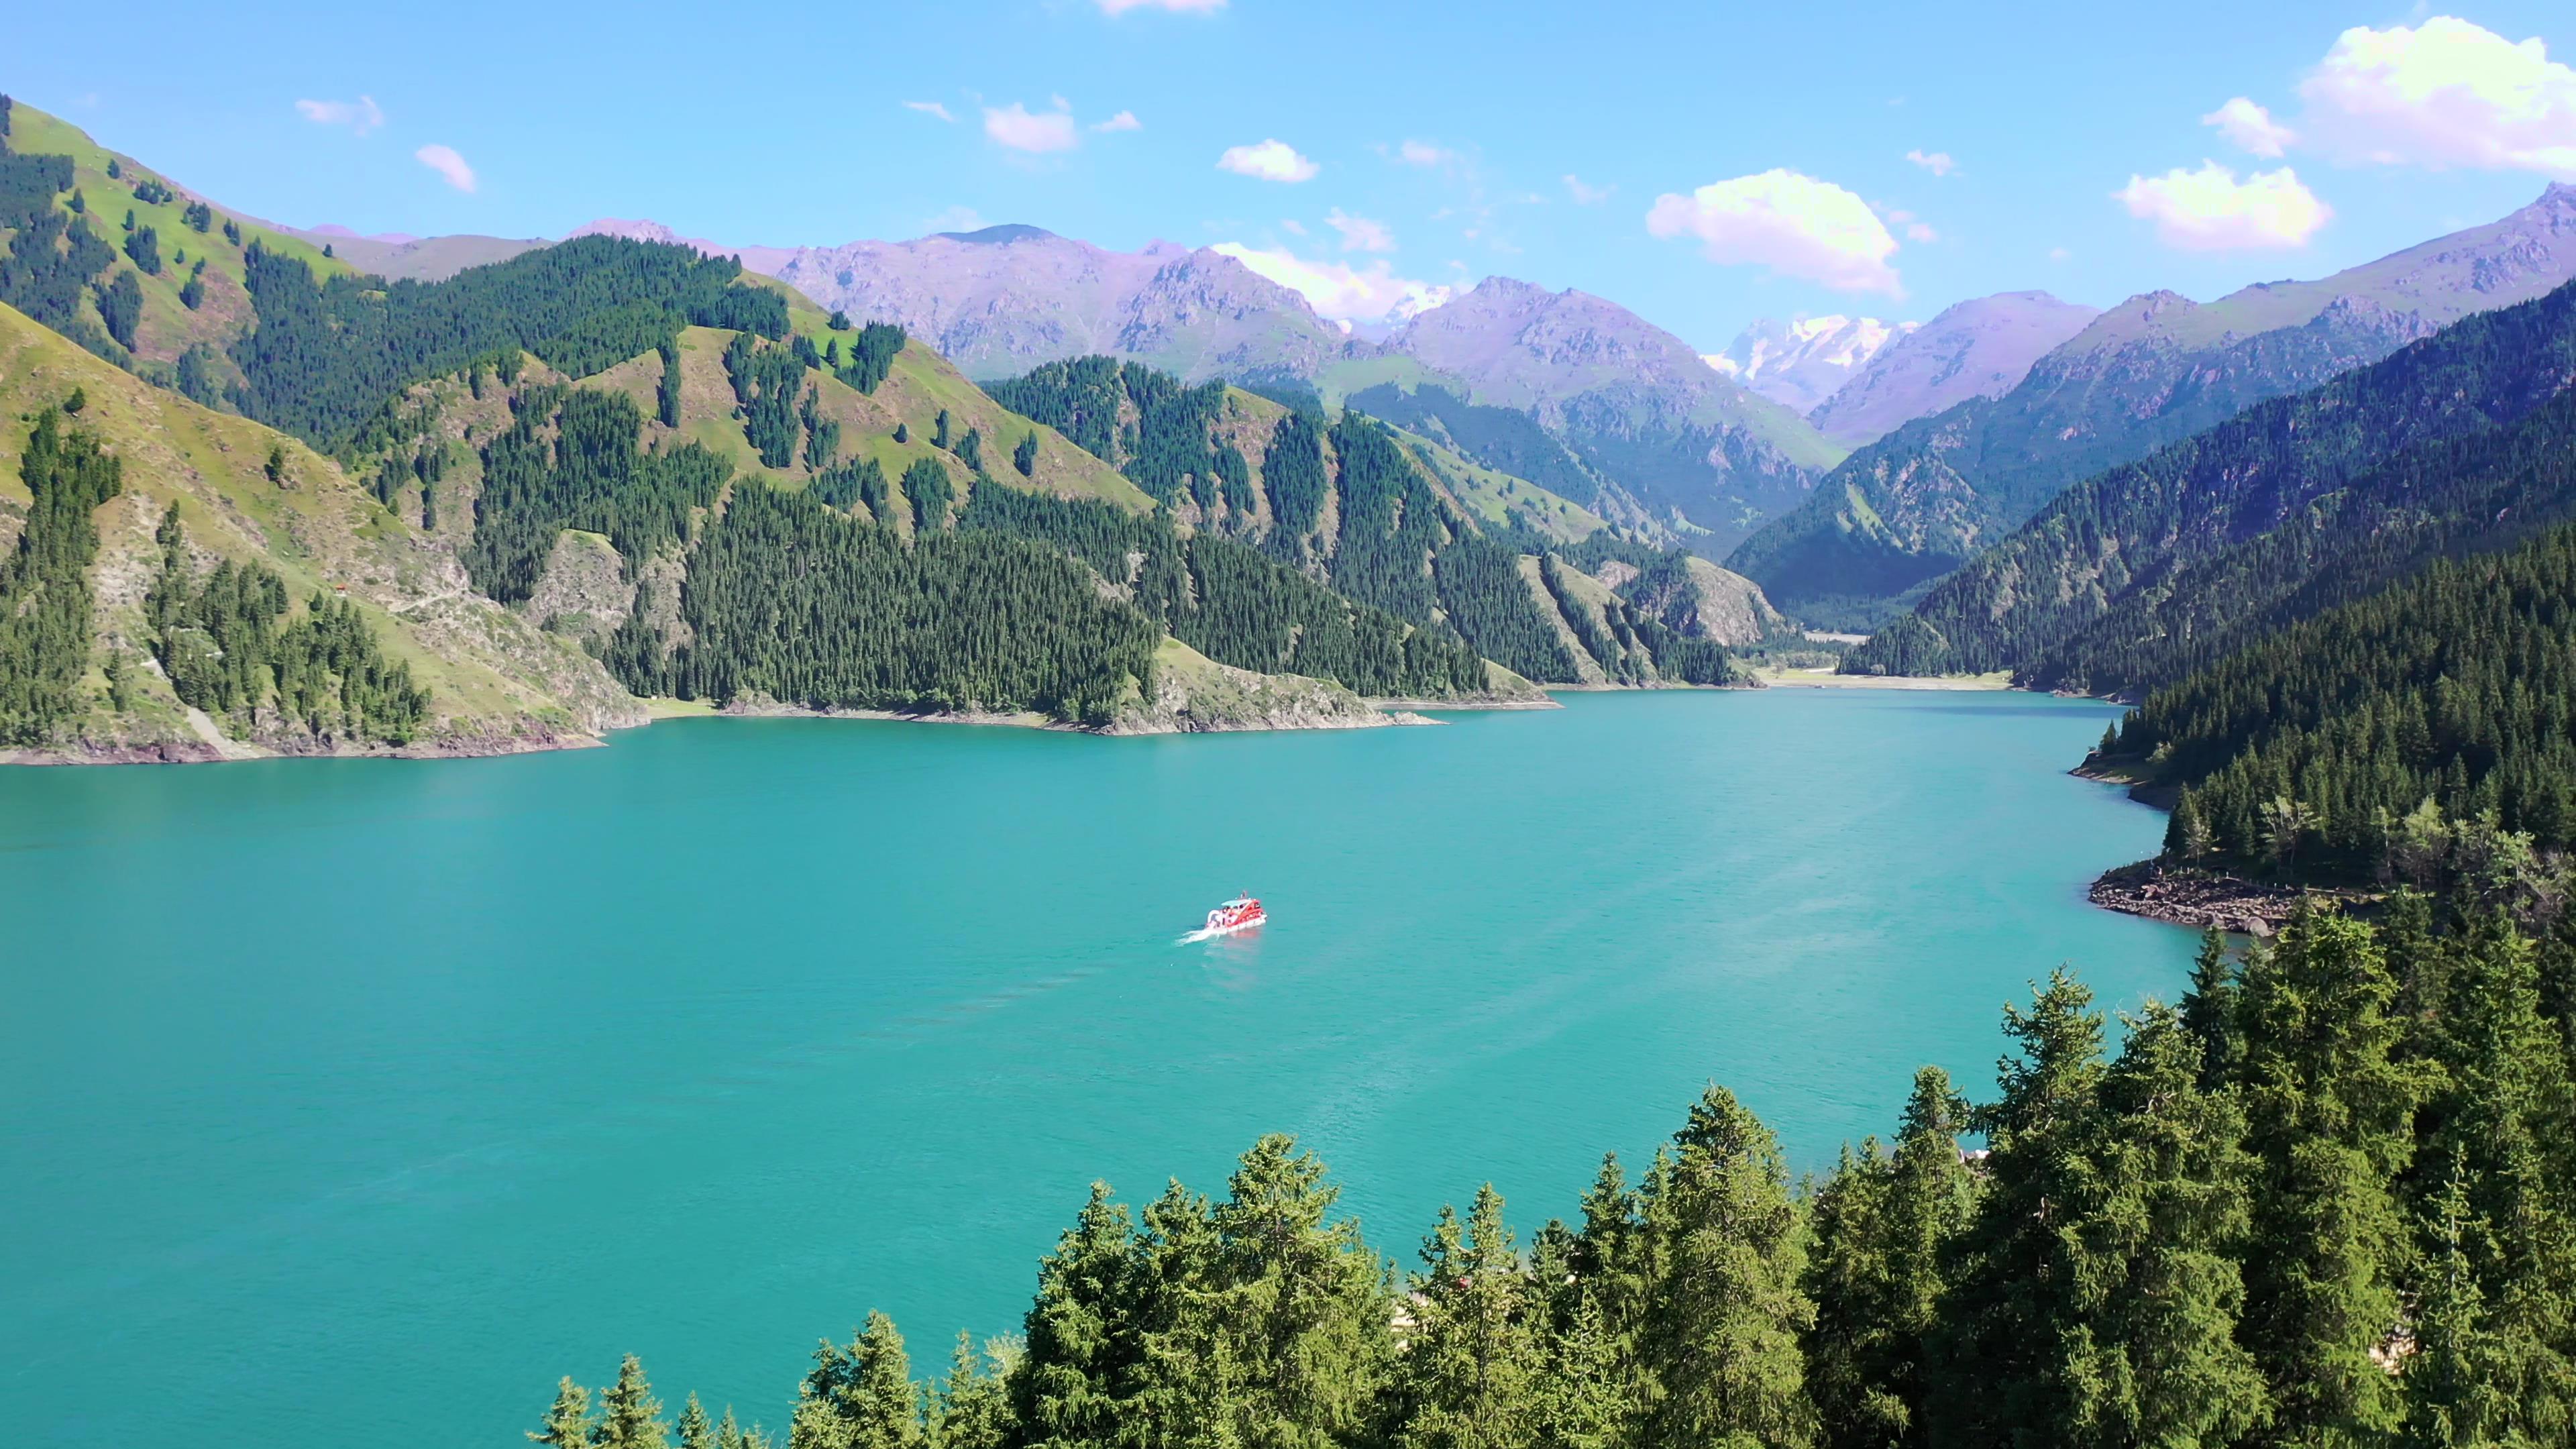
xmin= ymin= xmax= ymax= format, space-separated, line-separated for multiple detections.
xmin=9 ymin=1 xmax=2574 ymax=350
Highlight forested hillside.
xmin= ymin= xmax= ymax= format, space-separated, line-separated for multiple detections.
xmin=991 ymin=356 xmax=1749 ymax=686
xmin=3 ymin=96 xmax=344 ymax=398
xmin=2107 ymin=521 xmax=2576 ymax=885
xmin=0 ymin=300 xmax=641 ymax=761
xmin=1 ymin=97 xmax=1772 ymax=749
xmin=1736 ymin=184 xmax=2576 ymax=624
xmin=527 ymin=891 xmax=2576 ymax=1449
xmin=1845 ymin=276 xmax=2576 ymax=682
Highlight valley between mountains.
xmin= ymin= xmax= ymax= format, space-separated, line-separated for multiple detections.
xmin=10 ymin=85 xmax=2576 ymax=845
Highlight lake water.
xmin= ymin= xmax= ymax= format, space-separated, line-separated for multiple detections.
xmin=1 ymin=689 xmax=2192 ymax=1446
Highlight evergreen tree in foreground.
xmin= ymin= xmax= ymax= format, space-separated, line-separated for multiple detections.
xmin=1399 ymin=1185 xmax=1542 ymax=1449
xmin=1638 ymin=1085 xmax=1817 ymax=1449
xmin=2234 ymin=905 xmax=2415 ymax=1448
xmin=1804 ymin=1066 xmax=1974 ymax=1449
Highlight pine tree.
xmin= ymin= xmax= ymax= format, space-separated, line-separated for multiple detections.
xmin=1197 ymin=1134 xmax=1395 ymax=1449
xmin=1014 ymin=432 xmax=1039 ymax=478
xmin=2403 ymin=1152 xmax=2516 ymax=1448
xmin=1014 ymin=1183 xmax=1141 ymax=1449
xmin=1923 ymin=968 xmax=2105 ymax=1449
xmin=531 ymin=1377 xmax=595 ymax=1448
xmin=598 ymin=1353 xmax=672 ymax=1449
xmin=2178 ymin=928 xmax=2245 ymax=1090
xmin=680 ymin=1393 xmax=716 ymax=1449
xmin=2400 ymin=916 xmax=2576 ymax=1444
xmin=1806 ymin=1066 xmax=1974 ymax=1449
xmin=2059 ymin=1004 xmax=2270 ymax=1448
xmin=1534 ymin=1291 xmax=1637 ymax=1449
xmin=792 ymin=1312 xmax=922 ymax=1449
xmin=1638 ymin=1085 xmax=1817 ymax=1449
xmin=1398 ymin=1185 xmax=1542 ymax=1449
xmin=2235 ymin=904 xmax=2416 ymax=1448
xmin=928 ymin=1332 xmax=1015 ymax=1449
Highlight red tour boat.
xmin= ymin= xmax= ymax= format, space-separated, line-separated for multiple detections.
xmin=1197 ymin=894 xmax=1267 ymax=936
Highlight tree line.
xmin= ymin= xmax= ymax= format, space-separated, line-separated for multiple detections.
xmin=607 ymin=484 xmax=1158 ymax=725
xmin=0 ymin=407 xmax=119 ymax=745
xmin=958 ymin=484 xmax=1485 ymax=698
xmin=144 ymin=506 xmax=430 ymax=743
xmin=465 ymin=386 xmax=734 ymax=605
xmin=531 ymin=886 xmax=2576 ymax=1449
xmin=232 ymin=236 xmax=791 ymax=446
xmin=2109 ymin=518 xmax=2576 ymax=886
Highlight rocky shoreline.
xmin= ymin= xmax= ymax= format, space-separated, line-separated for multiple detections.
xmin=2087 ymin=860 xmax=2354 ymax=934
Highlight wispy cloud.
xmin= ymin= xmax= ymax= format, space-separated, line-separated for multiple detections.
xmin=985 ymin=101 xmax=1080 ymax=154
xmin=1391 ymin=140 xmax=1454 ymax=168
xmin=1326 ymin=208 xmax=1394 ymax=252
xmin=1210 ymin=243 xmax=1452 ymax=323
xmin=1217 ymin=139 xmax=1319 ymax=182
xmin=296 ymin=95 xmax=384 ymax=136
xmin=2202 ymin=97 xmax=2294 ymax=158
xmin=2114 ymin=161 xmax=2329 ymax=250
xmin=414 ymin=144 xmax=476 ymax=193
xmin=1904 ymin=148 xmax=1955 ymax=176
xmin=1647 ymin=168 xmax=1903 ymax=295
xmin=904 ymin=100 xmax=957 ymax=123
xmin=1562 ymin=174 xmax=1614 ymax=205
xmin=925 ymin=205 xmax=987 ymax=234
xmin=1091 ymin=110 xmax=1142 ymax=133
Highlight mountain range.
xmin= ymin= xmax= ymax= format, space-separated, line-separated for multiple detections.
xmin=0 ymin=97 xmax=1801 ymax=762
xmin=1727 ymin=183 xmax=2576 ymax=625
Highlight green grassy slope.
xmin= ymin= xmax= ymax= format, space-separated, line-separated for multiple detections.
xmin=0 ymin=301 xmax=639 ymax=760
xmin=5 ymin=101 xmax=349 ymax=382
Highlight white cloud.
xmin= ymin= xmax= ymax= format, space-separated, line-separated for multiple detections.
xmin=2202 ymin=97 xmax=2294 ymax=158
xmin=1394 ymin=140 xmax=1454 ymax=168
xmin=1097 ymin=0 xmax=1224 ymax=12
xmin=904 ymin=100 xmax=957 ymax=123
xmin=2296 ymin=16 xmax=2576 ymax=177
xmin=1091 ymin=110 xmax=1142 ymax=133
xmin=296 ymin=96 xmax=383 ymax=136
xmin=1217 ymin=139 xmax=1318 ymax=182
xmin=1645 ymin=169 xmax=1903 ymax=295
xmin=2048 ymin=246 xmax=2072 ymax=262
xmin=414 ymin=144 xmax=476 ymax=193
xmin=1210 ymin=243 xmax=1453 ymax=322
xmin=1904 ymin=148 xmax=1955 ymax=176
xmin=985 ymin=101 xmax=1079 ymax=154
xmin=1563 ymin=174 xmax=1613 ymax=205
xmin=1904 ymin=221 xmax=1938 ymax=243
xmin=2114 ymin=161 xmax=2330 ymax=250
xmin=1326 ymin=208 xmax=1395 ymax=252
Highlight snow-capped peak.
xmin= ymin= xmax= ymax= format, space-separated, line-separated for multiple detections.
xmin=1705 ymin=314 xmax=1919 ymax=414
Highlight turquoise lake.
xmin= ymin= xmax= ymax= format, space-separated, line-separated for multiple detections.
xmin=1 ymin=688 xmax=2194 ymax=1446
